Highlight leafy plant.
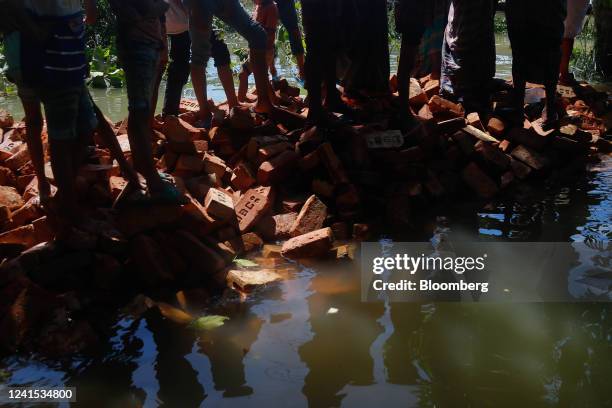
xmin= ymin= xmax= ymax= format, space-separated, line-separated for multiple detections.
xmin=87 ymin=46 xmax=125 ymax=88
xmin=189 ymin=315 xmax=229 ymax=331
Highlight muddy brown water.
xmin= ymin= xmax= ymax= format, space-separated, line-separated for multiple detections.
xmin=1 ymin=34 xmax=612 ymax=407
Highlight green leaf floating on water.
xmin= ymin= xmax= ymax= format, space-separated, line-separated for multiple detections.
xmin=233 ymin=258 xmax=259 ymax=268
xmin=190 ymin=315 xmax=229 ymax=331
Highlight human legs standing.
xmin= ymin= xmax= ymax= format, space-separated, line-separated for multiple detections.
xmin=276 ymin=0 xmax=305 ymax=80
xmin=395 ymin=0 xmax=427 ymax=128
xmin=163 ymin=31 xmax=192 ymax=116
xmin=560 ymin=0 xmax=590 ymax=84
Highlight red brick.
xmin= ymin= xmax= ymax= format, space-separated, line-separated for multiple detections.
xmin=175 ymin=154 xmax=204 ymax=175
xmin=235 ymin=186 xmax=275 ymax=233
xmin=247 ymin=135 xmax=289 ymax=163
xmin=0 ymin=110 xmax=14 ymax=128
xmin=4 ymin=146 xmax=30 ymax=172
xmin=511 ymin=145 xmax=546 ymax=170
xmin=467 ymin=112 xmax=484 ymax=130
xmin=204 ymin=188 xmax=235 ymax=222
xmin=228 ymin=106 xmax=256 ymax=130
xmin=428 ymin=95 xmax=464 ymax=117
xmin=180 ymin=194 xmax=221 ymax=236
xmin=451 ymin=131 xmax=475 ymax=155
xmin=0 ymin=166 xmax=16 ymax=187
xmin=290 ymin=194 xmax=327 ymax=237
xmin=507 ymin=126 xmax=547 ymax=151
xmin=163 ymin=115 xmax=203 ymax=143
xmin=437 ymin=117 xmax=466 ymax=135
xmin=498 ymin=140 xmax=512 ymax=153
xmin=364 ymin=130 xmax=404 ymax=149
xmin=203 ymin=153 xmax=227 ymax=180
xmin=486 ymin=117 xmax=506 ymax=138
xmin=423 ymin=79 xmax=440 ymax=99
xmin=257 ymin=150 xmax=299 ymax=185
xmin=475 ymin=141 xmax=510 ymax=171
xmin=227 ymin=269 xmax=282 ymax=291
xmin=6 ymin=198 xmax=43 ymax=229
xmin=257 ymin=212 xmax=298 ymax=241
xmin=462 ymin=162 xmax=499 ymax=199
xmin=0 ymin=225 xmax=36 ymax=248
xmin=242 ymin=232 xmax=264 ymax=252
xmin=262 ymin=244 xmax=283 ymax=258
xmin=418 ymin=104 xmax=434 ymax=122
xmin=409 ymin=78 xmax=428 ymax=107
xmin=231 ymin=162 xmax=256 ymax=191
xmin=281 ymin=227 xmax=333 ymax=259
xmin=257 ymin=142 xmax=291 ymax=164
xmin=32 ymin=216 xmax=54 ymax=243
xmin=0 ymin=186 xmax=24 ymax=211
xmin=108 ymin=176 xmax=128 ymax=201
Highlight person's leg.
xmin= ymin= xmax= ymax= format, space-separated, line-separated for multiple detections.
xmin=87 ymin=90 xmax=140 ymax=186
xmin=238 ymin=62 xmax=253 ymax=103
xmin=151 ymin=35 xmax=168 ymax=122
xmin=559 ymin=37 xmax=574 ymax=85
xmin=121 ymin=42 xmax=170 ymax=195
xmin=18 ymin=90 xmax=51 ymax=203
xmin=543 ymin=80 xmax=559 ymax=129
xmin=189 ymin=2 xmax=214 ymax=123
xmin=302 ymin=2 xmax=324 ymax=123
xmin=395 ymin=0 xmax=426 ymax=128
xmin=218 ymin=0 xmax=274 ymax=113
xmin=163 ymin=31 xmax=192 ymax=116
xmin=211 ymin=30 xmax=240 ymax=107
xmin=40 ymin=87 xmax=83 ymax=231
xmin=277 ymin=0 xmax=305 ymax=79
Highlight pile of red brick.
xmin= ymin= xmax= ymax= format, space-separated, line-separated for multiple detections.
xmin=0 ymin=77 xmax=609 ymax=354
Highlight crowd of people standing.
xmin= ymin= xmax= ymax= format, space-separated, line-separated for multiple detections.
xmin=0 ymin=0 xmax=594 ymax=241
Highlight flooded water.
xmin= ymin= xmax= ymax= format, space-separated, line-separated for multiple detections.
xmin=1 ymin=31 xmax=612 ymax=407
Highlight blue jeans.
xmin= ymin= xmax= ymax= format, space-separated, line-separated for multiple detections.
xmin=118 ymin=41 xmax=160 ymax=113
xmin=277 ymin=0 xmax=304 ymax=55
xmin=186 ymin=0 xmax=266 ymax=66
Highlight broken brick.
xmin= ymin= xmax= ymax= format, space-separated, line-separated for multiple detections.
xmin=281 ymin=227 xmax=333 ymax=259
xmin=257 ymin=212 xmax=298 ymax=241
xmin=204 ymin=188 xmax=235 ymax=222
xmin=163 ymin=115 xmax=203 ymax=143
xmin=242 ymin=232 xmax=264 ymax=252
xmin=257 ymin=142 xmax=291 ymax=164
xmin=424 ymin=79 xmax=440 ymax=99
xmin=257 ymin=150 xmax=299 ymax=185
xmin=6 ymin=198 xmax=43 ymax=229
xmin=203 ymin=153 xmax=227 ymax=180
xmin=409 ymin=78 xmax=428 ymax=107
xmin=467 ymin=112 xmax=484 ymax=130
xmin=0 ymin=186 xmax=24 ymax=211
xmin=175 ymin=154 xmax=204 ymax=175
xmin=290 ymin=195 xmax=328 ymax=237
xmin=235 ymin=186 xmax=275 ymax=233
xmin=230 ymin=162 xmax=256 ymax=191
xmin=486 ymin=117 xmax=506 ymax=138
xmin=227 ymin=269 xmax=282 ymax=291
